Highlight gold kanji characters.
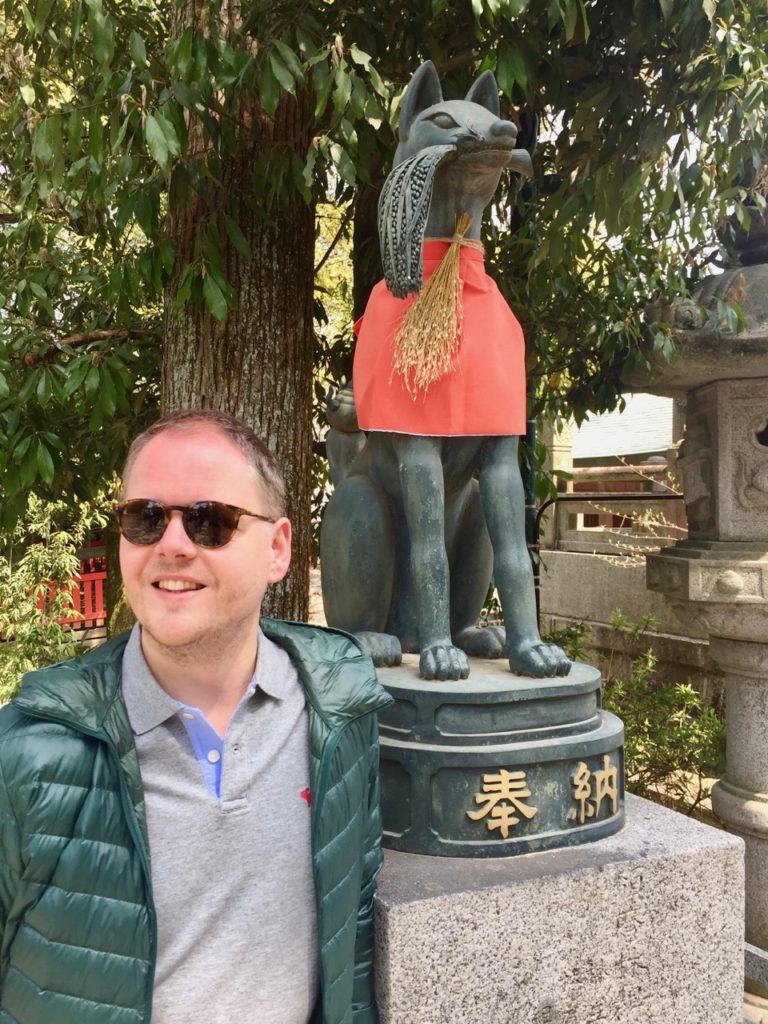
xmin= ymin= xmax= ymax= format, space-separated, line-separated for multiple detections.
xmin=467 ymin=769 xmax=538 ymax=839
xmin=567 ymin=755 xmax=619 ymax=824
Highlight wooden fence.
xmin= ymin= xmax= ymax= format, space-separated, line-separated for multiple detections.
xmin=36 ymin=549 xmax=107 ymax=632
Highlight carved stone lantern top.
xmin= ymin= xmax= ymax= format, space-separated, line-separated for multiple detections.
xmin=630 ymin=264 xmax=768 ymax=397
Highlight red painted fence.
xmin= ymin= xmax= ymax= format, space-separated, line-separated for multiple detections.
xmin=36 ymin=551 xmax=108 ymax=631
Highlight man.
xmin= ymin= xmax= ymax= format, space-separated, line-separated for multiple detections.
xmin=0 ymin=409 xmax=393 ymax=1024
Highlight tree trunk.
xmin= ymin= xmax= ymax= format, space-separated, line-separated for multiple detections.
xmin=162 ymin=6 xmax=315 ymax=620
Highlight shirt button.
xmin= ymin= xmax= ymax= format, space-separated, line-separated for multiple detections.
xmin=207 ymin=750 xmax=221 ymax=764
xmin=232 ymin=744 xmax=240 ymax=754
xmin=181 ymin=712 xmax=195 ymax=720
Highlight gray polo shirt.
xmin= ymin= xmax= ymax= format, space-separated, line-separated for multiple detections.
xmin=121 ymin=625 xmax=319 ymax=1023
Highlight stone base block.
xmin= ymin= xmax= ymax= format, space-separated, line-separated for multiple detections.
xmin=374 ymin=794 xmax=744 ymax=1024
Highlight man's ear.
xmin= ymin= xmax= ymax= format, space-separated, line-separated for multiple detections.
xmin=267 ymin=518 xmax=292 ymax=585
xmin=398 ymin=60 xmax=443 ymax=143
xmin=465 ymin=70 xmax=500 ymax=117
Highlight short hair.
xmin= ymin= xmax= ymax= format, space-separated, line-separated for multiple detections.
xmin=122 ymin=409 xmax=286 ymax=517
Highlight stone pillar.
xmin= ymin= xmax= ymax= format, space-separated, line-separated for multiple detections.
xmin=711 ymin=636 xmax=768 ymax=948
xmin=646 ymin=373 xmax=768 ymax=949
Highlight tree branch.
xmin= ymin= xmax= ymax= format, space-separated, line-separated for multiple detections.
xmin=58 ymin=329 xmax=161 ymax=346
xmin=314 ymin=202 xmax=355 ymax=276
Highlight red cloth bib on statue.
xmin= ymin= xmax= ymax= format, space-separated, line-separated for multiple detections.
xmin=353 ymin=241 xmax=526 ymax=437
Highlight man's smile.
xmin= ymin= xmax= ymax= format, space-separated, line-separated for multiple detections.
xmin=152 ymin=579 xmax=206 ymax=592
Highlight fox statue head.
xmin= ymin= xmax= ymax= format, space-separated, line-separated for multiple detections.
xmin=379 ymin=60 xmax=533 ymax=297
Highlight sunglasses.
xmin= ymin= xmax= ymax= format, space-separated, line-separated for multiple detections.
xmin=115 ymin=499 xmax=276 ymax=549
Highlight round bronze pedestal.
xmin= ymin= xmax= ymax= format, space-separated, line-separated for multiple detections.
xmin=378 ymin=657 xmax=624 ymax=857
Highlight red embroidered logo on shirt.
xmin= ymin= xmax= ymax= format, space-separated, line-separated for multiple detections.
xmin=300 ymin=787 xmax=312 ymax=807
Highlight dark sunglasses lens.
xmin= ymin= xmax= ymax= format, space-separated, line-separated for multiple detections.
xmin=183 ymin=502 xmax=239 ymax=548
xmin=117 ymin=500 xmax=167 ymax=544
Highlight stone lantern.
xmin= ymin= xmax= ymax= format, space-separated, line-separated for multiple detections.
xmin=639 ymin=265 xmax=768 ymax=966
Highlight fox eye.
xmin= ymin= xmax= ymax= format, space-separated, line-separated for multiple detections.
xmin=427 ymin=112 xmax=459 ymax=130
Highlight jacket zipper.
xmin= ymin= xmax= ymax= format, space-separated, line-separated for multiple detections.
xmin=14 ymin=708 xmax=157 ymax=1023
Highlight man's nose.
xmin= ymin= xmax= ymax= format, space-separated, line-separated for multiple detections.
xmin=155 ymin=509 xmax=196 ymax=556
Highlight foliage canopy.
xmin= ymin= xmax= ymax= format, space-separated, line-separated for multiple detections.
xmin=1 ymin=0 xmax=767 ymax=525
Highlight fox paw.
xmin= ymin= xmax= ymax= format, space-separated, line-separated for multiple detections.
xmin=420 ymin=642 xmax=470 ymax=681
xmin=355 ymin=631 xmax=402 ymax=668
xmin=507 ymin=639 xmax=571 ymax=678
xmin=454 ymin=625 xmax=506 ymax=659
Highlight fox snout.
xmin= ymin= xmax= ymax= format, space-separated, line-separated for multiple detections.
xmin=490 ymin=120 xmax=518 ymax=143
xmin=454 ymin=118 xmax=519 ymax=154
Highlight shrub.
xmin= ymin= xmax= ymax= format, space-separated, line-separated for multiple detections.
xmin=0 ymin=495 xmax=108 ymax=703
xmin=543 ymin=616 xmax=726 ymax=817
xmin=603 ymin=648 xmax=725 ymax=816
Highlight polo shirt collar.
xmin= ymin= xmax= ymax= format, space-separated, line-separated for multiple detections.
xmin=253 ymin=630 xmax=294 ymax=700
xmin=121 ymin=623 xmax=290 ymax=736
xmin=121 ymin=625 xmax=178 ymax=736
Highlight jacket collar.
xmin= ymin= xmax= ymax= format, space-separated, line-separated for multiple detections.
xmin=14 ymin=632 xmax=131 ymax=741
xmin=261 ymin=618 xmax=393 ymax=728
xmin=14 ymin=619 xmax=392 ymax=737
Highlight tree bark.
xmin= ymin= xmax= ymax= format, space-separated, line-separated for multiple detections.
xmin=162 ymin=4 xmax=315 ymax=620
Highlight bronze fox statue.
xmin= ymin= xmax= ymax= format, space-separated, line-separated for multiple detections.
xmin=320 ymin=61 xmax=570 ymax=682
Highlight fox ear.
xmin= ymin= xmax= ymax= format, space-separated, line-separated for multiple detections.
xmin=465 ymin=70 xmax=500 ymax=117
xmin=399 ymin=61 xmax=443 ymax=142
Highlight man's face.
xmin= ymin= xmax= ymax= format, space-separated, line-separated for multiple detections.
xmin=119 ymin=425 xmax=291 ymax=664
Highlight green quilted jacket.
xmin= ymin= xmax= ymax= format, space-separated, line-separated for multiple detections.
xmin=0 ymin=619 xmax=393 ymax=1024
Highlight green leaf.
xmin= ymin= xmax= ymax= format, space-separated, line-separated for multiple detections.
xmin=14 ymin=435 xmax=32 ymax=461
xmin=84 ymin=364 xmax=100 ymax=397
xmin=88 ymin=2 xmax=114 ymax=66
xmin=173 ymin=263 xmax=196 ymax=310
xmin=32 ymin=120 xmax=55 ymax=165
xmin=154 ymin=110 xmax=181 ymax=158
xmin=36 ymin=439 xmax=54 ymax=486
xmin=223 ymin=214 xmax=251 ymax=260
xmin=564 ymin=0 xmax=579 ymax=40
xmin=133 ymin=190 xmax=156 ymax=236
xmin=170 ymin=28 xmax=194 ymax=78
xmin=66 ymin=108 xmax=82 ymax=159
xmin=270 ymin=51 xmax=296 ymax=95
xmin=329 ymin=142 xmax=356 ymax=185
xmin=100 ymin=366 xmax=117 ymax=416
xmin=172 ymin=81 xmax=200 ymax=110
xmin=145 ymin=113 xmax=170 ymax=171
xmin=0 ymin=374 xmax=9 ymax=399
xmin=20 ymin=83 xmax=35 ymax=106
xmin=19 ymin=2 xmax=35 ymax=32
xmin=702 ymin=0 xmax=716 ymax=22
xmin=35 ymin=0 xmax=55 ymax=33
xmin=62 ymin=358 xmax=91 ymax=397
xmin=314 ymin=64 xmax=334 ymax=118
xmin=259 ymin=61 xmax=280 ymax=117
xmin=302 ymin=143 xmax=318 ymax=197
xmin=129 ymin=31 xmax=147 ymax=67
xmin=160 ymin=238 xmax=176 ymax=274
xmin=203 ymin=274 xmax=228 ymax=322
xmin=367 ymin=65 xmax=388 ymax=99
xmin=36 ymin=369 xmax=51 ymax=406
xmin=333 ymin=65 xmax=352 ymax=114
xmin=20 ymin=445 xmax=38 ymax=487
xmin=348 ymin=45 xmax=372 ymax=70
xmin=274 ymin=40 xmax=304 ymax=80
